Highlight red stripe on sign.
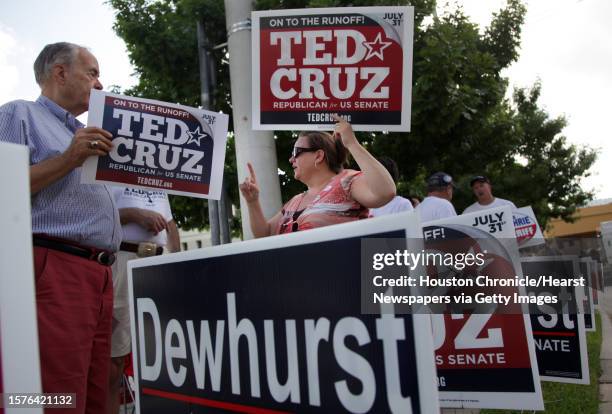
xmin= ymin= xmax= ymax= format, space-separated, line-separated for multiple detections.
xmin=96 ymin=169 xmax=210 ymax=194
xmin=142 ymin=387 xmax=293 ymax=414
xmin=532 ymin=331 xmax=576 ymax=337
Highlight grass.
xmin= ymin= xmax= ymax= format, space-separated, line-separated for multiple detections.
xmin=482 ymin=312 xmax=603 ymax=414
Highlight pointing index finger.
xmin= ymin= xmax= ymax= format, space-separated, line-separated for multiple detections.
xmin=331 ymin=113 xmax=345 ymax=123
xmin=247 ymin=162 xmax=257 ymax=181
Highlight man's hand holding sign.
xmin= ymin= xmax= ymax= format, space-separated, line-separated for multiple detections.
xmin=31 ymin=127 xmax=113 ymax=195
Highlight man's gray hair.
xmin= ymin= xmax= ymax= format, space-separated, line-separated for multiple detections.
xmin=33 ymin=42 xmax=85 ymax=86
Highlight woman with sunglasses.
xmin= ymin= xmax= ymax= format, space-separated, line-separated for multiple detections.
xmin=239 ymin=114 xmax=396 ymax=237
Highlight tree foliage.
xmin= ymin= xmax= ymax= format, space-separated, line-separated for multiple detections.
xmin=493 ymin=83 xmax=597 ymax=225
xmin=109 ymin=0 xmax=595 ymax=231
xmin=109 ymin=0 xmax=234 ymax=230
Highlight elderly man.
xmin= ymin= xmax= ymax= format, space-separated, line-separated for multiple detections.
xmin=0 ymin=42 xmax=120 ymax=413
xmin=415 ymin=171 xmax=457 ymax=222
xmin=463 ymin=175 xmax=517 ymax=214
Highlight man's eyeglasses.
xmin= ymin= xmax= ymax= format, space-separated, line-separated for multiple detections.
xmin=291 ymin=146 xmax=318 ymax=159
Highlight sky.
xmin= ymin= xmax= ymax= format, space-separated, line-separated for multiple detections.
xmin=1 ymin=0 xmax=610 ymax=200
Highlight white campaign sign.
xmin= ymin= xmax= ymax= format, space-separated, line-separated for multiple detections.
xmin=513 ymin=206 xmax=545 ymax=249
xmin=0 ymin=142 xmax=43 ymax=413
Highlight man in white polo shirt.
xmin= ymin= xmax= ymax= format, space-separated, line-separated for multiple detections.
xmin=107 ymin=187 xmax=180 ymax=414
xmin=463 ymin=175 xmax=517 ymax=214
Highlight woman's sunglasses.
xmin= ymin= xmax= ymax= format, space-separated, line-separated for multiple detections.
xmin=291 ymin=146 xmax=318 ymax=158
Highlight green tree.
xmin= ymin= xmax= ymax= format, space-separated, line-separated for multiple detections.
xmin=110 ymin=0 xmax=233 ymax=230
xmin=484 ymin=83 xmax=596 ymax=226
xmin=109 ymin=0 xmax=595 ymax=232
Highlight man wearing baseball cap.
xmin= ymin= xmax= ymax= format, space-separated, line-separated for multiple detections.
xmin=416 ymin=172 xmax=457 ymax=222
xmin=463 ymin=175 xmax=517 ymax=214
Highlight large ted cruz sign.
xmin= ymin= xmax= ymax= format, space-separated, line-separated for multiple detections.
xmin=252 ymin=7 xmax=414 ymax=131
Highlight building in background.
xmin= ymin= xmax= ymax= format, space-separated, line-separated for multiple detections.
xmin=600 ymin=220 xmax=612 ymax=265
xmin=178 ymin=229 xmax=240 ymax=251
xmin=545 ymin=199 xmax=612 ymax=265
xmin=546 ymin=198 xmax=612 ymax=238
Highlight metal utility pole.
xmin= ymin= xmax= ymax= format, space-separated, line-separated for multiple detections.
xmin=197 ymin=19 xmax=232 ymax=245
xmin=224 ymin=0 xmax=282 ymax=240
xmin=218 ymin=179 xmax=231 ymax=243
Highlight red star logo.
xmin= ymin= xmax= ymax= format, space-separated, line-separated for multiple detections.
xmin=362 ymin=33 xmax=392 ymax=61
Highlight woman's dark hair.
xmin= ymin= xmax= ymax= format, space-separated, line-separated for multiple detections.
xmin=376 ymin=156 xmax=399 ymax=183
xmin=298 ymin=131 xmax=348 ymax=173
xmin=408 ymin=195 xmax=422 ymax=208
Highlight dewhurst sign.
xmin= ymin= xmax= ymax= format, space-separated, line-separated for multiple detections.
xmin=128 ymin=214 xmax=439 ymax=413
xmin=521 ymin=256 xmax=590 ymax=384
xmin=82 ymin=90 xmax=229 ymax=199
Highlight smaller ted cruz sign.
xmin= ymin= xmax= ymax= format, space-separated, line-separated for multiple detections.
xmin=252 ymin=6 xmax=414 ymax=131
xmin=82 ymin=90 xmax=229 ymax=199
xmin=513 ymin=206 xmax=544 ymax=248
